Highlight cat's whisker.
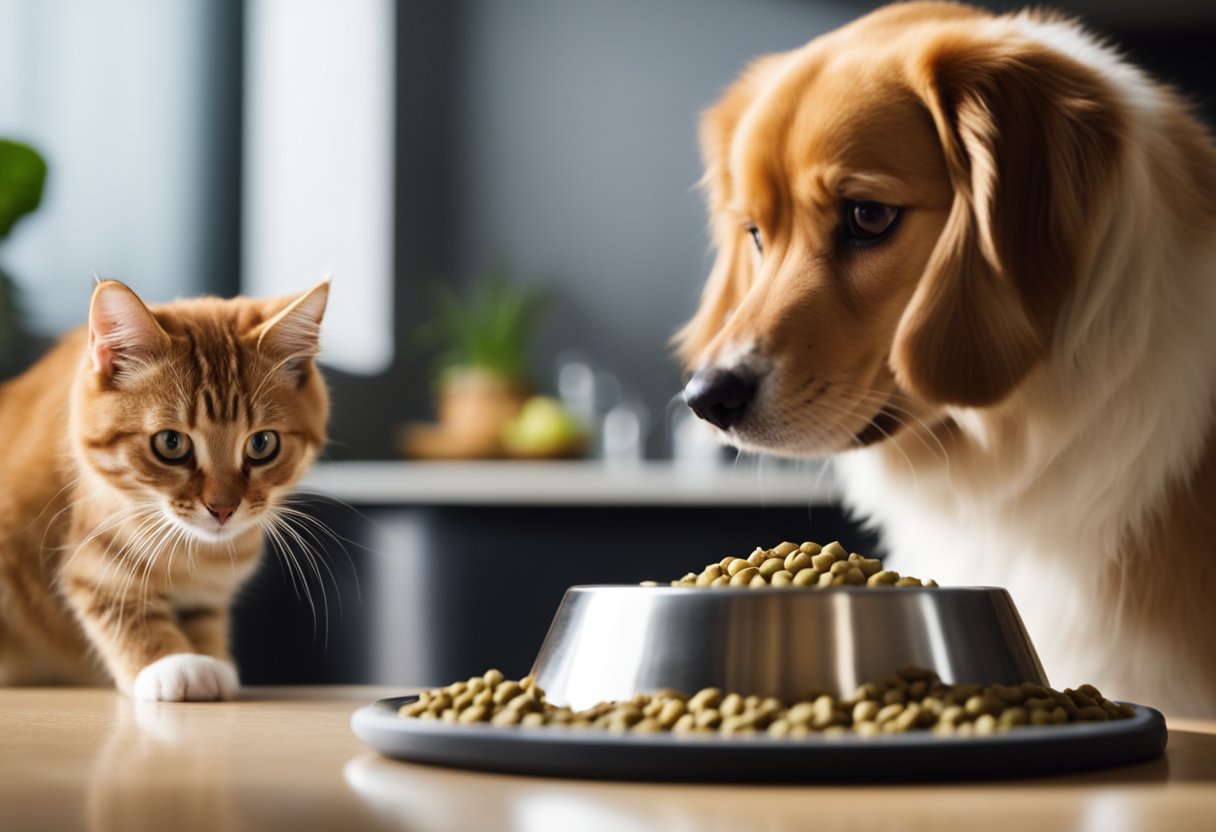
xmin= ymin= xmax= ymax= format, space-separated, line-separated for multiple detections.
xmin=112 ymin=514 xmax=171 ymax=632
xmin=281 ymin=491 xmax=380 ymax=550
xmin=88 ymin=509 xmax=162 ymax=601
xmin=273 ymin=504 xmax=362 ymax=601
xmin=262 ymin=519 xmax=321 ymax=639
xmin=273 ymin=511 xmax=347 ymax=610
xmin=271 ymin=514 xmax=333 ymax=647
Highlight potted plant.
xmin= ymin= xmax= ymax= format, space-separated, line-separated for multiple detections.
xmin=0 ymin=139 xmax=47 ymax=379
xmin=402 ymin=265 xmax=546 ymax=459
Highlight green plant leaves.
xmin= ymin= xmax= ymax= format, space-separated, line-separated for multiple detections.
xmin=416 ymin=265 xmax=548 ymax=381
xmin=0 ymin=139 xmax=48 ymax=240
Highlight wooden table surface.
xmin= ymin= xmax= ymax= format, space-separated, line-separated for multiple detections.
xmin=1 ymin=687 xmax=1212 ymax=832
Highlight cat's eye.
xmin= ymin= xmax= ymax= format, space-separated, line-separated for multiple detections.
xmin=246 ymin=430 xmax=280 ymax=464
xmin=844 ymin=201 xmax=901 ymax=243
xmin=151 ymin=430 xmax=192 ymax=464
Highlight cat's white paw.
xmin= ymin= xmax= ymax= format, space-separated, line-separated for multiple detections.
xmin=132 ymin=654 xmax=239 ymax=702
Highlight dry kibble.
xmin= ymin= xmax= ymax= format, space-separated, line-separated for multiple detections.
xmin=811 ymin=552 xmax=837 ymax=572
xmin=821 ymin=541 xmax=848 ymax=560
xmin=720 ymin=693 xmax=745 ymax=717
xmin=768 ymin=719 xmax=792 ymax=737
xmin=853 ymin=700 xmax=881 ymax=723
xmin=856 ymin=721 xmax=882 ymax=738
xmin=672 ymin=713 xmax=697 ymax=733
xmin=858 ymin=558 xmax=883 ymax=577
xmin=758 ymin=558 xmax=786 ymax=579
xmin=875 ymin=703 xmax=905 ymax=724
xmin=867 ymin=571 xmax=900 ymax=587
xmin=999 ymin=707 xmax=1028 ymax=728
xmin=784 ymin=552 xmax=812 ymax=573
xmin=882 ymin=688 xmax=907 ymax=706
xmin=688 ymin=687 xmax=722 ymax=712
xmin=651 ymin=539 xmax=936 ymax=590
xmin=492 ymin=681 xmax=523 ymax=705
xmin=730 ymin=567 xmax=760 ymax=586
xmin=492 ymin=709 xmax=522 ymax=726
xmin=458 ymin=705 xmax=488 ymax=724
xmin=974 ymin=714 xmax=998 ymax=735
xmin=785 ymin=702 xmax=815 ymax=727
xmin=657 ymin=699 xmax=686 ymax=727
xmin=792 ymin=569 xmax=820 ymax=587
xmin=964 ymin=695 xmax=1002 ymax=718
xmin=401 ymin=668 xmax=1136 ymax=738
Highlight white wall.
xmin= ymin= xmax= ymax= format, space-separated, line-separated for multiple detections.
xmin=243 ymin=0 xmax=396 ymax=375
xmin=0 ymin=0 xmax=214 ymax=331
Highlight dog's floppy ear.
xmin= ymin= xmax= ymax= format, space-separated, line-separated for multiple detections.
xmin=675 ymin=54 xmax=786 ymax=370
xmin=892 ymin=35 xmax=1125 ymax=406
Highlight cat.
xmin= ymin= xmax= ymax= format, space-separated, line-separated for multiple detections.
xmin=0 ymin=279 xmax=329 ymax=700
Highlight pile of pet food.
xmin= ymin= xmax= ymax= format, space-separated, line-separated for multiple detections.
xmin=649 ymin=540 xmax=938 ymax=589
xmin=399 ymin=667 xmax=1135 ymax=737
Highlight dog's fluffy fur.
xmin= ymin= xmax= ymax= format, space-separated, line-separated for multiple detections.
xmin=679 ymin=2 xmax=1216 ymax=716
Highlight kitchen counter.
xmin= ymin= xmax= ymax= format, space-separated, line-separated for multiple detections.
xmin=1 ymin=687 xmax=1212 ymax=832
xmin=298 ymin=459 xmax=840 ymax=506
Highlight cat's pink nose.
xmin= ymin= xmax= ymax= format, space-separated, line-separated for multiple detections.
xmin=206 ymin=503 xmax=238 ymax=525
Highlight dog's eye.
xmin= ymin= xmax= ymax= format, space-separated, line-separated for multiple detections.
xmin=844 ymin=202 xmax=901 ymax=242
xmin=746 ymin=224 xmax=763 ymax=254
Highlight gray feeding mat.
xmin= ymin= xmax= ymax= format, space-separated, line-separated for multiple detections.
xmin=351 ymin=695 xmax=1167 ymax=782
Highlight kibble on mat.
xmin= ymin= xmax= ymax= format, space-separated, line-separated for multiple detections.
xmin=641 ymin=540 xmax=938 ymax=589
xmin=399 ymin=667 xmax=1135 ymax=737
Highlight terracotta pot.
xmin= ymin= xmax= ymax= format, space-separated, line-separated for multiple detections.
xmin=400 ymin=367 xmax=530 ymax=459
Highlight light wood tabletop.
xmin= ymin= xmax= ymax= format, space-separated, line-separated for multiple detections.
xmin=0 ymin=686 xmax=1212 ymax=832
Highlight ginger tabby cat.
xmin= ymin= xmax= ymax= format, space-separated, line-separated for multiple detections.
xmin=0 ymin=279 xmax=329 ymax=700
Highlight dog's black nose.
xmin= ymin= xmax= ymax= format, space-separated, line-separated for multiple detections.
xmin=684 ymin=368 xmax=756 ymax=431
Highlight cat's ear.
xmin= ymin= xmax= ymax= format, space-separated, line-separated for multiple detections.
xmin=88 ymin=280 xmax=169 ymax=381
xmin=254 ymin=280 xmax=329 ymax=373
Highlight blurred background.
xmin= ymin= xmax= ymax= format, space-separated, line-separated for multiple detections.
xmin=1 ymin=0 xmax=1213 ymax=685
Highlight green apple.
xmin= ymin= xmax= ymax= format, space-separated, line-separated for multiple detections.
xmin=502 ymin=396 xmax=583 ymax=455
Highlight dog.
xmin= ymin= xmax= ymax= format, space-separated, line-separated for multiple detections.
xmin=678 ymin=1 xmax=1216 ymax=717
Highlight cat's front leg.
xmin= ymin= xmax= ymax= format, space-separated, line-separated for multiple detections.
xmin=61 ymin=570 xmax=239 ymax=702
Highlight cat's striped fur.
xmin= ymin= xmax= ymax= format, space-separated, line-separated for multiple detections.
xmin=0 ymin=280 xmax=328 ymax=700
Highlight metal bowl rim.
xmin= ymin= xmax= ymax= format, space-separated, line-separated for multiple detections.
xmin=563 ymin=584 xmax=1010 ymax=594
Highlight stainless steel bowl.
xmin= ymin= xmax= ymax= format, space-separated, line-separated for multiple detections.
xmin=530 ymin=586 xmax=1047 ymax=710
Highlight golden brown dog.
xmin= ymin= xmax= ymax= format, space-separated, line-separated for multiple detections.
xmin=679 ymin=2 xmax=1216 ymax=716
